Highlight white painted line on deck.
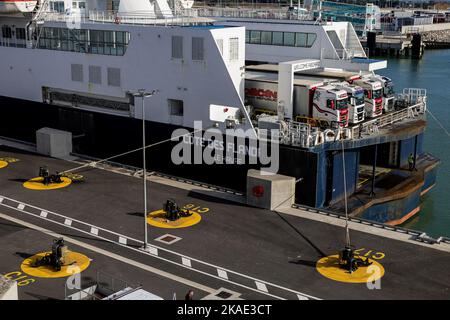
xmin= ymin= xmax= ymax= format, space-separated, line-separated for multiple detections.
xmin=297 ymin=294 xmax=309 ymax=300
xmin=90 ymin=227 xmax=98 ymax=235
xmin=182 ymin=257 xmax=192 ymax=268
xmin=217 ymin=269 xmax=228 ymax=280
xmin=255 ymin=281 xmax=268 ymax=293
xmin=64 ymin=219 xmax=72 ymax=226
xmin=40 ymin=211 xmax=48 ymax=218
xmin=17 ymin=203 xmax=25 ymax=210
xmin=0 ymin=212 xmax=217 ymax=295
xmin=147 ymin=246 xmax=158 ymax=256
xmin=0 ymin=198 xmax=3 ymax=203
xmin=0 ymin=195 xmax=321 ymax=300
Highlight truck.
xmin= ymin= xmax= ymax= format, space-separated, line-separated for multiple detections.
xmin=244 ymin=72 xmax=350 ymax=127
xmin=364 ymin=74 xmax=395 ymax=112
xmin=352 ymin=78 xmax=383 ymax=118
xmin=261 ymin=66 xmax=383 ymax=119
xmin=332 ymin=82 xmax=366 ymax=124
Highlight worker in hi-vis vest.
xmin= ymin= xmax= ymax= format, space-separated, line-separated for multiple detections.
xmin=408 ymin=153 xmax=415 ymax=171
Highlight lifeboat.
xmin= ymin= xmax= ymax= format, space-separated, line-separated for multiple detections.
xmin=0 ymin=0 xmax=38 ymax=14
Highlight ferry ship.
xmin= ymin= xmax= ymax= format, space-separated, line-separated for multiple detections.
xmin=0 ymin=0 xmax=439 ymax=225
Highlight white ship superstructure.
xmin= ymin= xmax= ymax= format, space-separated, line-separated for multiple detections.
xmin=0 ymin=1 xmax=435 ymax=225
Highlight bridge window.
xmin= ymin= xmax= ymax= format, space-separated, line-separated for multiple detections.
xmin=272 ymin=32 xmax=283 ymax=46
xmin=38 ymin=27 xmax=129 ymax=56
xmin=249 ymin=30 xmax=261 ymax=44
xmin=2 ymin=26 xmax=12 ymax=38
xmin=16 ymin=28 xmax=26 ymax=40
xmin=283 ymin=32 xmax=295 ymax=46
xmin=261 ymin=31 xmax=272 ymax=45
xmin=245 ymin=30 xmax=317 ymax=48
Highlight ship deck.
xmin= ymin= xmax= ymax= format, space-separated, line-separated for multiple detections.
xmin=0 ymin=145 xmax=450 ymax=300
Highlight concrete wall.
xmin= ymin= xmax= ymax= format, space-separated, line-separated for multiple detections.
xmin=402 ymin=22 xmax=450 ymax=34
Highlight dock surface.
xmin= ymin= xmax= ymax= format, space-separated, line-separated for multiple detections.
xmin=0 ymin=146 xmax=449 ymax=300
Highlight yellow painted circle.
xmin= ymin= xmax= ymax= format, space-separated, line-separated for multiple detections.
xmin=147 ymin=209 xmax=202 ymax=229
xmin=21 ymin=251 xmax=90 ymax=278
xmin=23 ymin=177 xmax=72 ymax=190
xmin=316 ymin=254 xmax=385 ymax=284
xmin=0 ymin=160 xmax=8 ymax=169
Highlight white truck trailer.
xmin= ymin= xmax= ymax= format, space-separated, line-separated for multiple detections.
xmin=245 ymin=72 xmax=350 ymax=127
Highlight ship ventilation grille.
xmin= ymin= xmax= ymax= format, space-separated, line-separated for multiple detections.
xmin=71 ymin=64 xmax=83 ymax=82
xmin=107 ymin=68 xmax=121 ymax=87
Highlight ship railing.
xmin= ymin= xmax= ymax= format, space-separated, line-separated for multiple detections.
xmin=194 ymin=7 xmax=313 ymax=21
xmin=356 ymin=102 xmax=426 ymax=136
xmin=38 ymin=10 xmax=212 ymax=26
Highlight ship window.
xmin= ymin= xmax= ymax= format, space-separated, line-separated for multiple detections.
xmin=168 ymin=99 xmax=184 ymax=116
xmin=295 ymin=33 xmax=307 ymax=47
xmin=249 ymin=31 xmax=261 ymax=44
xmin=245 ymin=30 xmax=250 ymax=43
xmin=2 ymin=26 xmax=12 ymax=39
xmin=283 ymin=32 xmax=295 ymax=46
xmin=38 ymin=28 xmax=129 ymax=56
xmin=171 ymin=36 xmax=183 ymax=59
xmin=272 ymin=32 xmax=283 ymax=46
xmin=229 ymin=37 xmax=239 ymax=61
xmin=16 ymin=28 xmax=26 ymax=40
xmin=89 ymin=66 xmax=102 ymax=84
xmin=71 ymin=64 xmax=83 ymax=82
xmin=260 ymin=31 xmax=271 ymax=45
xmin=107 ymin=67 xmax=121 ymax=87
xmin=192 ymin=37 xmax=204 ymax=61
xmin=306 ymin=33 xmax=317 ymax=47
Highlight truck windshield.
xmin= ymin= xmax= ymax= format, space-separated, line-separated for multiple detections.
xmin=336 ymin=99 xmax=347 ymax=110
xmin=385 ymin=84 xmax=394 ymax=96
xmin=354 ymin=92 xmax=365 ymax=105
xmin=373 ymin=89 xmax=382 ymax=99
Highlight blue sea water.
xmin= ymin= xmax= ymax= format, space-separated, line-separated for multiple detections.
xmin=379 ymin=49 xmax=450 ymax=238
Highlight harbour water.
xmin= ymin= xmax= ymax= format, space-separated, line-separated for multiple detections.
xmin=379 ymin=49 xmax=450 ymax=238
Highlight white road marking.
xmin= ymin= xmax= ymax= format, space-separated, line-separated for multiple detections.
xmin=17 ymin=203 xmax=25 ymax=210
xmin=0 ymin=198 xmax=3 ymax=203
xmin=217 ymin=269 xmax=228 ymax=280
xmin=40 ymin=211 xmax=48 ymax=218
xmin=90 ymin=227 xmax=98 ymax=235
xmin=255 ymin=281 xmax=268 ymax=293
xmin=0 ymin=195 xmax=321 ymax=300
xmin=118 ymin=236 xmax=127 ymax=245
xmin=146 ymin=246 xmax=158 ymax=256
xmin=297 ymin=294 xmax=309 ymax=300
xmin=64 ymin=219 xmax=72 ymax=226
xmin=182 ymin=257 xmax=192 ymax=268
xmin=0 ymin=212 xmax=217 ymax=295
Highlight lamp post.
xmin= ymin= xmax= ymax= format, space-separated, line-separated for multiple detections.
xmin=131 ymin=89 xmax=157 ymax=250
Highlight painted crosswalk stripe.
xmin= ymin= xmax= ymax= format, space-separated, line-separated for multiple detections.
xmin=255 ymin=281 xmax=268 ymax=293
xmin=297 ymin=294 xmax=309 ymax=300
xmin=40 ymin=211 xmax=48 ymax=218
xmin=17 ymin=203 xmax=25 ymax=210
xmin=217 ymin=269 xmax=228 ymax=280
xmin=119 ymin=236 xmax=127 ymax=245
xmin=182 ymin=257 xmax=192 ymax=268
xmin=90 ymin=227 xmax=98 ymax=235
xmin=64 ymin=219 xmax=72 ymax=226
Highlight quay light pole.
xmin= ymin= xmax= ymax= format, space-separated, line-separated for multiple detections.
xmin=131 ymin=89 xmax=158 ymax=250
